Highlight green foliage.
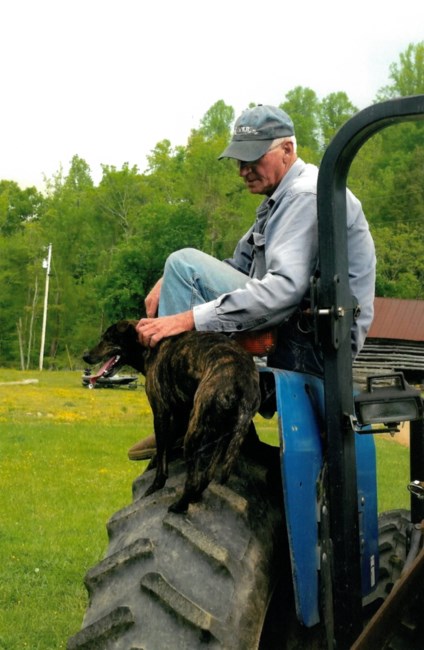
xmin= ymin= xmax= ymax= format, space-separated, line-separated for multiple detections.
xmin=181 ymin=129 xmax=258 ymax=257
xmin=0 ymin=180 xmax=43 ymax=236
xmin=97 ymin=162 xmax=147 ymax=239
xmin=377 ymin=41 xmax=424 ymax=100
xmin=319 ymin=92 xmax=359 ymax=148
xmin=198 ymin=99 xmax=234 ymax=139
xmin=94 ymin=198 xmax=208 ymax=324
xmin=374 ymin=224 xmax=424 ymax=299
xmin=0 ymin=222 xmax=46 ymax=367
xmin=281 ymin=86 xmax=321 ymax=151
xmin=0 ymin=42 xmax=423 ymax=367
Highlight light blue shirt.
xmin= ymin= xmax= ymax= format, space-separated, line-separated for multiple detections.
xmin=194 ymin=158 xmax=375 ymax=357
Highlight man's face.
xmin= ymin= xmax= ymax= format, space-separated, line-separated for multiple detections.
xmin=238 ymin=141 xmax=295 ymax=196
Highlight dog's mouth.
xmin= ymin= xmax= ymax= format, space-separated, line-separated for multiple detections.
xmin=86 ymin=355 xmax=122 ymax=387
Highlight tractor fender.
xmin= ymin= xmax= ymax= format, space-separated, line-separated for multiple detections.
xmin=264 ymin=368 xmax=378 ymax=627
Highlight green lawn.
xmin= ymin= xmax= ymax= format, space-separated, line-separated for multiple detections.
xmin=0 ymin=369 xmax=411 ymax=649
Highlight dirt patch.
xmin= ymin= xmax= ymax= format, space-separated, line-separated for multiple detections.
xmin=381 ymin=421 xmax=410 ymax=447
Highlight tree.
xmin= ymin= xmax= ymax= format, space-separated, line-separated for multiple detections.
xmin=349 ymin=51 xmax=424 ymax=230
xmin=96 ymin=202 xmax=207 ymax=323
xmin=0 ymin=222 xmax=45 ymax=366
xmin=144 ymin=140 xmax=187 ymax=204
xmin=377 ymin=41 xmax=424 ymax=99
xmin=40 ymin=156 xmax=98 ymax=282
xmin=319 ymin=92 xmax=359 ymax=148
xmin=0 ymin=180 xmax=43 ymax=236
xmin=281 ymin=87 xmax=321 ymax=158
xmin=374 ymin=225 xmax=424 ymax=299
xmin=34 ymin=157 xmax=102 ymax=365
xmin=144 ymin=100 xmax=257 ymax=261
xmin=198 ymin=100 xmax=234 ymax=139
xmin=64 ymin=155 xmax=94 ymax=192
xmin=181 ymin=129 xmax=256 ymax=258
xmin=96 ymin=163 xmax=147 ymax=241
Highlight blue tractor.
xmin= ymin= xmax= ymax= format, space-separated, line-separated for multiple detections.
xmin=68 ymin=96 xmax=424 ymax=650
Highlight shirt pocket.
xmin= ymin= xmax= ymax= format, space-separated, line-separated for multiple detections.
xmin=248 ymin=232 xmax=266 ymax=279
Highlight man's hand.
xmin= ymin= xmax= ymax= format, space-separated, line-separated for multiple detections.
xmin=136 ymin=311 xmax=195 ymax=347
xmin=145 ymin=278 xmax=163 ymax=318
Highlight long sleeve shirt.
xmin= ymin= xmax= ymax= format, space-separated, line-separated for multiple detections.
xmin=193 ymin=158 xmax=376 ymax=357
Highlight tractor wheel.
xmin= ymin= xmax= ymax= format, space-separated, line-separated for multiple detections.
xmin=67 ymin=445 xmax=308 ymax=650
xmin=362 ymin=508 xmax=424 ymax=650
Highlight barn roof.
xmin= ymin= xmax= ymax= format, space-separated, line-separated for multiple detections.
xmin=367 ymin=297 xmax=424 ymax=342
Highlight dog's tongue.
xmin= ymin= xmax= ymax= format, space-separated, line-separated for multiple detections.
xmin=88 ymin=355 xmax=120 ymax=387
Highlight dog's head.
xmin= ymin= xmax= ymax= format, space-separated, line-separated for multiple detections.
xmin=83 ymin=320 xmax=147 ymax=377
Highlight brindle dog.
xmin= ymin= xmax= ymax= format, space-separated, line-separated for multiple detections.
xmin=83 ymin=321 xmax=261 ymax=513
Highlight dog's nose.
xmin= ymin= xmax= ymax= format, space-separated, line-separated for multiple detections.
xmin=82 ymin=351 xmax=91 ymax=363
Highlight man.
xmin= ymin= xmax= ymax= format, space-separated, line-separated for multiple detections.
xmin=129 ymin=104 xmax=376 ymax=460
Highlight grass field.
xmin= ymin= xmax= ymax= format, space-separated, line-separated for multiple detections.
xmin=0 ymin=368 xmax=411 ymax=649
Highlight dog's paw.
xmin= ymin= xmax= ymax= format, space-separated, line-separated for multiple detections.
xmin=168 ymin=498 xmax=189 ymax=514
xmin=144 ymin=484 xmax=157 ymax=498
xmin=144 ymin=474 xmax=167 ymax=498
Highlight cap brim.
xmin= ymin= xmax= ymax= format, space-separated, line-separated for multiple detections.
xmin=218 ymin=139 xmax=274 ymax=161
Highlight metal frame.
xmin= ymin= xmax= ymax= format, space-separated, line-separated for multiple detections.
xmin=316 ymin=94 xmax=424 ymax=648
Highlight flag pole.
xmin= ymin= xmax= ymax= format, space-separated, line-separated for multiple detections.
xmin=39 ymin=244 xmax=52 ymax=371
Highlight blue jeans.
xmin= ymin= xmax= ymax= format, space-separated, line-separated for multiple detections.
xmin=158 ymin=248 xmax=249 ymax=316
xmin=158 ymin=248 xmax=324 ymax=377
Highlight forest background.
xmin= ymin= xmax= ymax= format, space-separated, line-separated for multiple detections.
xmin=1 ymin=42 xmax=423 ymax=370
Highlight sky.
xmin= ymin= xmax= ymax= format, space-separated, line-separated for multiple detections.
xmin=0 ymin=0 xmax=423 ymax=190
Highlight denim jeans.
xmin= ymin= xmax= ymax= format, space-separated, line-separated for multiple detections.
xmin=158 ymin=248 xmax=249 ymax=316
xmin=158 ymin=248 xmax=324 ymax=377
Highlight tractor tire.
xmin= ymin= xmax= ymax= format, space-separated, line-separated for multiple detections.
xmin=67 ymin=445 xmax=306 ymax=650
xmin=362 ymin=508 xmax=424 ymax=650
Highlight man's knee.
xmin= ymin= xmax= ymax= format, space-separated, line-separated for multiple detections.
xmin=164 ymin=248 xmax=210 ymax=276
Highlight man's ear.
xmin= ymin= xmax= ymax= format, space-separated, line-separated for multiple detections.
xmin=282 ymin=140 xmax=294 ymax=156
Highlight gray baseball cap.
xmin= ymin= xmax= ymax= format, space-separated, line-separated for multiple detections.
xmin=219 ymin=105 xmax=295 ymax=162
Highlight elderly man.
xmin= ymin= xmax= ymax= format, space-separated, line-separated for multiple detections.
xmin=129 ymin=104 xmax=376 ymax=460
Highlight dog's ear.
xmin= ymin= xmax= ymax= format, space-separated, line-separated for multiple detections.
xmin=116 ymin=320 xmax=131 ymax=333
xmin=115 ymin=320 xmax=139 ymax=342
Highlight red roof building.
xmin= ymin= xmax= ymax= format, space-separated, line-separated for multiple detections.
xmin=354 ymin=297 xmax=424 ymax=385
xmin=368 ymin=297 xmax=424 ymax=342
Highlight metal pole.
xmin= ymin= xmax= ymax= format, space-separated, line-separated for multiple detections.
xmin=39 ymin=244 xmax=52 ymax=371
xmin=317 ymin=95 xmax=424 ymax=648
